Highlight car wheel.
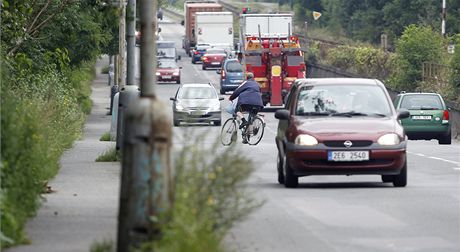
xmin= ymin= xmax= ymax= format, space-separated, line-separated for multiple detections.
xmin=392 ymin=160 xmax=407 ymax=187
xmin=438 ymin=130 xmax=451 ymax=145
xmin=202 ymin=65 xmax=206 ymax=70
xmin=176 ymin=80 xmax=181 ymax=84
xmin=283 ymin=155 xmax=298 ymax=188
xmin=277 ymin=153 xmax=284 ymax=184
xmin=191 ymin=59 xmax=195 ymax=64
xmin=214 ymin=120 xmax=221 ymax=126
xmin=220 ymin=88 xmax=225 ymax=95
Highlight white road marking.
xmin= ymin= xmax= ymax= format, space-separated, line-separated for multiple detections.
xmin=453 ymin=167 xmax=460 ymax=170
xmin=427 ymin=156 xmax=460 ymax=165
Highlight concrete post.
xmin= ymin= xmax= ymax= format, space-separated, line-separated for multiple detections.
xmin=126 ymin=0 xmax=136 ymax=86
xmin=117 ymin=0 xmax=174 ymax=251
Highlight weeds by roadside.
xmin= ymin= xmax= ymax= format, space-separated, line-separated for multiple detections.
xmin=95 ymin=146 xmax=120 ymax=162
xmin=99 ymin=132 xmax=111 ymax=141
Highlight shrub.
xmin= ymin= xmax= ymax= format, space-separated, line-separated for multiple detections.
xmin=95 ymin=146 xmax=120 ymax=162
xmin=141 ymin=132 xmax=262 ymax=252
xmin=0 ymin=55 xmax=92 ymax=248
xmin=389 ymin=25 xmax=444 ymax=91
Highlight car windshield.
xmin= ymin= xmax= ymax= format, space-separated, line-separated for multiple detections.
xmin=296 ymin=84 xmax=392 ymax=117
xmin=206 ymin=49 xmax=225 ymax=54
xmin=157 ymin=48 xmax=175 ymax=58
xmin=225 ymin=61 xmax=243 ymax=72
xmin=158 ymin=61 xmax=177 ymax=69
xmin=400 ymin=95 xmax=443 ymax=110
xmin=178 ymin=86 xmax=217 ymax=99
xmin=196 ymin=46 xmax=210 ymax=51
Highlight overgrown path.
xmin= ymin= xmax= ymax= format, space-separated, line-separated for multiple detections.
xmin=8 ymin=56 xmax=119 ymax=252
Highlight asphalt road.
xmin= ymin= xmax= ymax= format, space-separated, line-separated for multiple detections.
xmin=9 ymin=15 xmax=459 ymax=252
xmin=156 ymin=17 xmax=460 ymax=252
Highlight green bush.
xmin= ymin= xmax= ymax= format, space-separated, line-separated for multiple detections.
xmin=450 ymin=41 xmax=460 ymax=101
xmin=325 ymin=45 xmax=396 ymax=80
xmin=388 ymin=25 xmax=444 ymax=91
xmin=0 ymin=55 xmax=92 ymax=248
xmin=141 ymin=133 xmax=262 ymax=252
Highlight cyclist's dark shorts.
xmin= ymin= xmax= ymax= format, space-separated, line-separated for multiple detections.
xmin=238 ymin=104 xmax=263 ymax=114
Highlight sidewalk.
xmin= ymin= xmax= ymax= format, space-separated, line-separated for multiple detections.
xmin=8 ymin=56 xmax=120 ymax=252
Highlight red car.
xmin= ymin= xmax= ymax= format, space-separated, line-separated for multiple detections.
xmin=275 ymin=78 xmax=410 ymax=188
xmin=201 ymin=48 xmax=226 ymax=70
xmin=156 ymin=60 xmax=181 ymax=84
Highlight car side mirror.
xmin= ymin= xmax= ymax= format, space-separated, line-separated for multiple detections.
xmin=216 ymin=69 xmax=221 ymax=74
xmin=157 ymin=28 xmax=162 ymax=33
xmin=397 ymin=109 xmax=410 ymax=120
xmin=219 ymin=97 xmax=224 ymax=101
xmin=170 ymin=97 xmax=176 ymax=101
xmin=275 ymin=109 xmax=290 ymax=120
xmin=179 ymin=67 xmax=183 ymax=69
xmin=180 ymin=20 xmax=185 ymax=26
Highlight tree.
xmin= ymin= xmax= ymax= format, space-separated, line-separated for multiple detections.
xmin=390 ymin=25 xmax=444 ymax=91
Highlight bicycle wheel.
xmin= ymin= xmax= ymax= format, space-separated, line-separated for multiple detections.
xmin=221 ymin=118 xmax=237 ymax=146
xmin=246 ymin=116 xmax=265 ymax=145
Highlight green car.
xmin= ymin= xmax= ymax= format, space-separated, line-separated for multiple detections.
xmin=394 ymin=92 xmax=451 ymax=145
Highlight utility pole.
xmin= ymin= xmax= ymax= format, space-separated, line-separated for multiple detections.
xmin=441 ymin=0 xmax=446 ymax=37
xmin=118 ymin=0 xmax=126 ymax=88
xmin=117 ymin=0 xmax=174 ymax=250
xmin=126 ymin=0 xmax=136 ymax=86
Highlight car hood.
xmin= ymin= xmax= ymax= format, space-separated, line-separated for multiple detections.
xmin=177 ymin=99 xmax=218 ymax=108
xmin=293 ymin=116 xmax=400 ymax=141
xmin=157 ymin=68 xmax=178 ymax=74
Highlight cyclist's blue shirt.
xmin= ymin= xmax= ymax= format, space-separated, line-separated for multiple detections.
xmin=229 ymin=79 xmax=263 ymax=107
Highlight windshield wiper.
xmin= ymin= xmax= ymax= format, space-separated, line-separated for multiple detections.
xmin=298 ymin=112 xmax=331 ymax=116
xmin=331 ymin=111 xmax=368 ymax=117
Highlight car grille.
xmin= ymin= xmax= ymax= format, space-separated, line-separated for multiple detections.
xmin=323 ymin=140 xmax=373 ymax=148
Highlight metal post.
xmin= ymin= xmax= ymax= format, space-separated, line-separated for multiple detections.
xmin=118 ymin=0 xmax=126 ymax=88
xmin=441 ymin=0 xmax=446 ymax=37
xmin=117 ymin=0 xmax=174 ymax=251
xmin=126 ymin=0 xmax=136 ymax=86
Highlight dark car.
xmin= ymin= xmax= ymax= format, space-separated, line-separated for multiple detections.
xmin=275 ymin=78 xmax=410 ymax=188
xmin=217 ymin=59 xmax=244 ymax=94
xmin=394 ymin=92 xmax=451 ymax=144
xmin=170 ymin=83 xmax=224 ymax=126
xmin=156 ymin=60 xmax=181 ymax=84
xmin=191 ymin=44 xmax=211 ymax=64
xmin=201 ymin=48 xmax=226 ymax=70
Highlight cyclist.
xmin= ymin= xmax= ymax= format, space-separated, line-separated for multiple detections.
xmin=229 ymin=72 xmax=264 ymax=132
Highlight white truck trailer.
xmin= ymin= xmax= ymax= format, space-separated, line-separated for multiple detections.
xmin=195 ymin=12 xmax=234 ymax=51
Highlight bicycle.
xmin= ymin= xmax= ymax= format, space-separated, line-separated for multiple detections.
xmin=221 ymin=109 xmax=265 ymax=146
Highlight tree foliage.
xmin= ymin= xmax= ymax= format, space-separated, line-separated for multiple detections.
xmin=389 ymin=25 xmax=445 ymax=91
xmin=1 ymin=0 xmax=118 ymax=248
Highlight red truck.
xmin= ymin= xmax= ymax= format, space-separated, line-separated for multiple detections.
xmin=181 ymin=1 xmax=223 ymax=56
xmin=240 ymin=14 xmax=306 ymax=106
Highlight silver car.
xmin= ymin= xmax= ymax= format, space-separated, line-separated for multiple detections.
xmin=170 ymin=83 xmax=224 ymax=126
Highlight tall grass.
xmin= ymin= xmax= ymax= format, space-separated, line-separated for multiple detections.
xmin=140 ymin=132 xmax=262 ymax=252
xmin=0 ymin=58 xmax=94 ymax=248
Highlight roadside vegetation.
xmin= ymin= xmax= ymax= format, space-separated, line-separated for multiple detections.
xmin=95 ymin=147 xmax=121 ymax=162
xmin=0 ymin=0 xmax=118 ymax=248
xmin=100 ymin=132 xmax=112 ymax=141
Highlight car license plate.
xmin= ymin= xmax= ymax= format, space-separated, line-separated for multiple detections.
xmin=412 ymin=115 xmax=431 ymax=120
xmin=162 ymin=75 xmax=172 ymax=79
xmin=211 ymin=62 xmax=220 ymax=65
xmin=191 ymin=110 xmax=206 ymax=115
xmin=328 ymin=151 xmax=369 ymax=162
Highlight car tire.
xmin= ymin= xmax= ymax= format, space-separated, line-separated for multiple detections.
xmin=438 ymin=130 xmax=451 ymax=145
xmin=214 ymin=120 xmax=221 ymax=126
xmin=191 ymin=59 xmax=195 ymax=64
xmin=392 ymin=160 xmax=407 ymax=187
xmin=202 ymin=65 xmax=206 ymax=70
xmin=176 ymin=80 xmax=181 ymax=84
xmin=277 ymin=153 xmax=284 ymax=184
xmin=220 ymin=88 xmax=225 ymax=95
xmin=283 ymin=155 xmax=298 ymax=188
xmin=381 ymin=175 xmax=393 ymax=183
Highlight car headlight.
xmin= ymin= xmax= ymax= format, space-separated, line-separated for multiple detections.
xmin=156 ymin=72 xmax=160 ymax=76
xmin=173 ymin=71 xmax=180 ymax=76
xmin=294 ymin=134 xmax=318 ymax=146
xmin=377 ymin=133 xmax=400 ymax=146
xmin=176 ymin=103 xmax=185 ymax=111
